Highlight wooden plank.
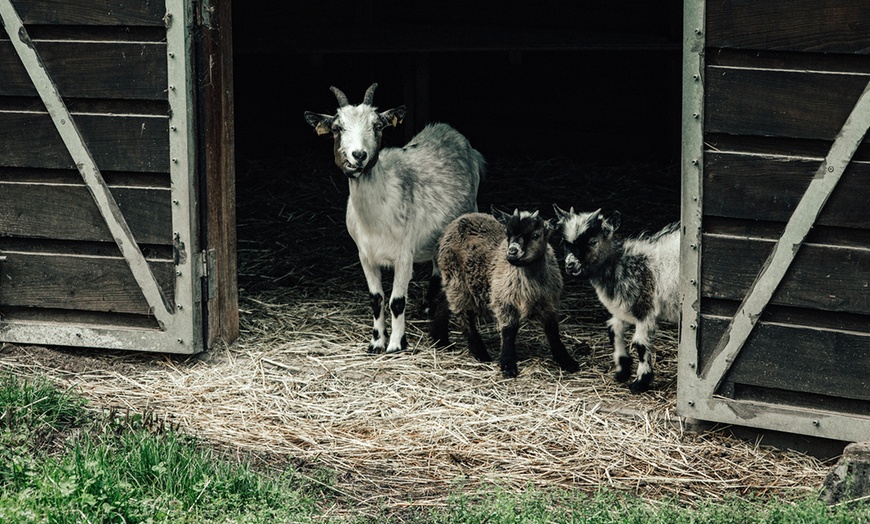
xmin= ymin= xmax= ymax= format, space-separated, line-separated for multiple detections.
xmin=704 ymin=153 xmax=870 ymax=229
xmin=0 ymin=306 xmax=161 ymax=330
xmin=163 ymin=0 xmax=203 ymax=351
xmin=0 ymin=183 xmax=171 ymax=244
xmin=700 ymin=315 xmax=870 ymax=402
xmin=702 ymin=234 xmax=870 ymax=315
xmin=733 ymin=384 xmax=870 ymax=418
xmin=708 ymin=48 xmax=870 ymax=76
xmin=198 ymin=0 xmax=239 ymax=346
xmin=0 ymin=112 xmax=169 ymax=172
xmin=706 ymin=67 xmax=870 ymax=141
xmin=677 ymin=0 xmax=706 ymax=420
xmin=0 ymin=40 xmax=167 ymax=99
xmin=703 ymin=297 xmax=870 ymax=335
xmin=704 ymin=217 xmax=870 ymax=252
xmin=10 ymin=0 xmax=166 ymax=26
xmin=689 ymin=394 xmax=870 ymax=443
xmin=0 ymin=167 xmax=170 ymax=188
xmin=706 ymin=0 xmax=870 ymax=54
xmin=706 ymin=134 xmax=870 ymax=163
xmin=0 ymin=252 xmax=174 ymax=315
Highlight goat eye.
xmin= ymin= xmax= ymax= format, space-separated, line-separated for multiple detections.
xmin=373 ymin=122 xmax=385 ymax=131
xmin=589 ymin=238 xmax=599 ymax=247
xmin=331 ymin=125 xmax=343 ymax=134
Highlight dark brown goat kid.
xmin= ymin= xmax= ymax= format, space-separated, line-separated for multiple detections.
xmin=432 ymin=209 xmax=579 ymax=378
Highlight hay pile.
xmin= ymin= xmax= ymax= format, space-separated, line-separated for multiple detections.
xmin=0 ymin=154 xmax=831 ymax=512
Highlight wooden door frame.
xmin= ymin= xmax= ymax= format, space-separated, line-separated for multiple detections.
xmin=195 ymin=0 xmax=239 ymax=347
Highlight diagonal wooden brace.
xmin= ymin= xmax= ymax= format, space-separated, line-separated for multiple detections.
xmin=701 ymin=79 xmax=870 ymax=397
xmin=0 ymin=0 xmax=175 ymax=327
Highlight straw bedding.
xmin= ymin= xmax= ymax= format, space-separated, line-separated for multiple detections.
xmin=0 ymin=154 xmax=830 ymax=512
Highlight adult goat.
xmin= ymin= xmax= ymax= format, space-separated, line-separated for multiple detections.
xmin=304 ymin=83 xmax=485 ymax=353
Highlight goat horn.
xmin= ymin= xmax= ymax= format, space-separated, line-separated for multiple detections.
xmin=330 ymin=86 xmax=349 ymax=107
xmin=363 ymin=83 xmax=378 ymax=105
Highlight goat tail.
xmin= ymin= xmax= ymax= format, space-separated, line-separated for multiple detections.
xmin=642 ymin=220 xmax=680 ymax=243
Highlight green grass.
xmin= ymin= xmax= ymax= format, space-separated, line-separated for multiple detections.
xmin=400 ymin=489 xmax=870 ymax=524
xmin=0 ymin=373 xmax=323 ymax=523
xmin=2 ymin=372 xmax=869 ymax=524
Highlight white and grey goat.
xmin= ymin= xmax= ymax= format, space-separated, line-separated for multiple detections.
xmin=554 ymin=207 xmax=679 ymax=393
xmin=433 ymin=210 xmax=580 ymax=378
xmin=304 ymin=83 xmax=485 ymax=353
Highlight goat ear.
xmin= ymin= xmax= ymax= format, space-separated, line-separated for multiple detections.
xmin=380 ymin=106 xmax=407 ymax=128
xmin=544 ymin=218 xmax=557 ymax=234
xmin=603 ymin=211 xmax=622 ymax=234
xmin=304 ymin=111 xmax=334 ymax=136
xmin=588 ymin=208 xmax=603 ymax=226
xmin=552 ymin=204 xmax=569 ymax=223
xmin=490 ymin=206 xmax=511 ymax=224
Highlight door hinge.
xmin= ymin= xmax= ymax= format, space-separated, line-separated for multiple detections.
xmin=195 ymin=249 xmax=217 ymax=300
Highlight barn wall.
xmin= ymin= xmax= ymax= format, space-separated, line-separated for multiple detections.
xmin=693 ymin=0 xmax=870 ymax=423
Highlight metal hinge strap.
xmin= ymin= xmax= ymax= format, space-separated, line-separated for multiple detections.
xmin=195 ymin=249 xmax=217 ymax=300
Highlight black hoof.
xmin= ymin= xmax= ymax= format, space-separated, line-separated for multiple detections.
xmin=628 ymin=373 xmax=654 ymax=394
xmin=557 ymin=356 xmax=580 ymax=373
xmin=614 ymin=356 xmax=633 ymax=382
xmin=469 ymin=345 xmax=492 ymax=363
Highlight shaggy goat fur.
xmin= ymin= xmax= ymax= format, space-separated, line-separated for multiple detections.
xmin=555 ymin=206 xmax=679 ymax=393
xmin=434 ymin=210 xmax=579 ymax=378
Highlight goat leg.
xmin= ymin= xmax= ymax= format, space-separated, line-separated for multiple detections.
xmin=543 ymin=314 xmax=579 ymax=373
xmin=498 ymin=321 xmax=520 ymax=378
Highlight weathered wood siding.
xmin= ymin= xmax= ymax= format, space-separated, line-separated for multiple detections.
xmin=0 ymin=0 xmax=171 ymax=329
xmin=697 ymin=0 xmax=870 ymax=418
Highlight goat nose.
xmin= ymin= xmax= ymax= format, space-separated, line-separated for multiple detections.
xmin=352 ymin=150 xmax=367 ymax=162
xmin=508 ymin=245 xmax=520 ymax=257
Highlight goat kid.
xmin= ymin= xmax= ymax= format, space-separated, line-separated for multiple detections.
xmin=434 ymin=210 xmax=580 ymax=378
xmin=304 ymin=83 xmax=484 ymax=353
xmin=554 ymin=206 xmax=679 ymax=393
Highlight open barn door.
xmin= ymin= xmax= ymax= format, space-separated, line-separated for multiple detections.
xmin=678 ymin=0 xmax=870 ymax=442
xmin=0 ymin=0 xmax=237 ymax=353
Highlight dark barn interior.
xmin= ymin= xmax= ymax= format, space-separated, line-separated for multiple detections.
xmin=229 ymin=1 xmax=685 ymax=362
xmin=232 ymin=1 xmax=683 ymax=164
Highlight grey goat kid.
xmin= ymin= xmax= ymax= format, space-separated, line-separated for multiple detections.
xmin=434 ymin=210 xmax=580 ymax=378
xmin=554 ymin=206 xmax=679 ymax=393
xmin=304 ymin=83 xmax=485 ymax=353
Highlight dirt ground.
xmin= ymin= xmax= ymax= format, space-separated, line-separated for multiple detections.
xmin=0 ymin=155 xmax=836 ymax=513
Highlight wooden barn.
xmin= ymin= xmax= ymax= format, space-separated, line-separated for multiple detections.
xmin=678 ymin=0 xmax=870 ymax=443
xmin=1 ymin=0 xmax=868 ymax=444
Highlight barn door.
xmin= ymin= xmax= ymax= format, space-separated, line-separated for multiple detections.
xmin=678 ymin=0 xmax=870 ymax=442
xmin=0 ymin=0 xmax=235 ymax=353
